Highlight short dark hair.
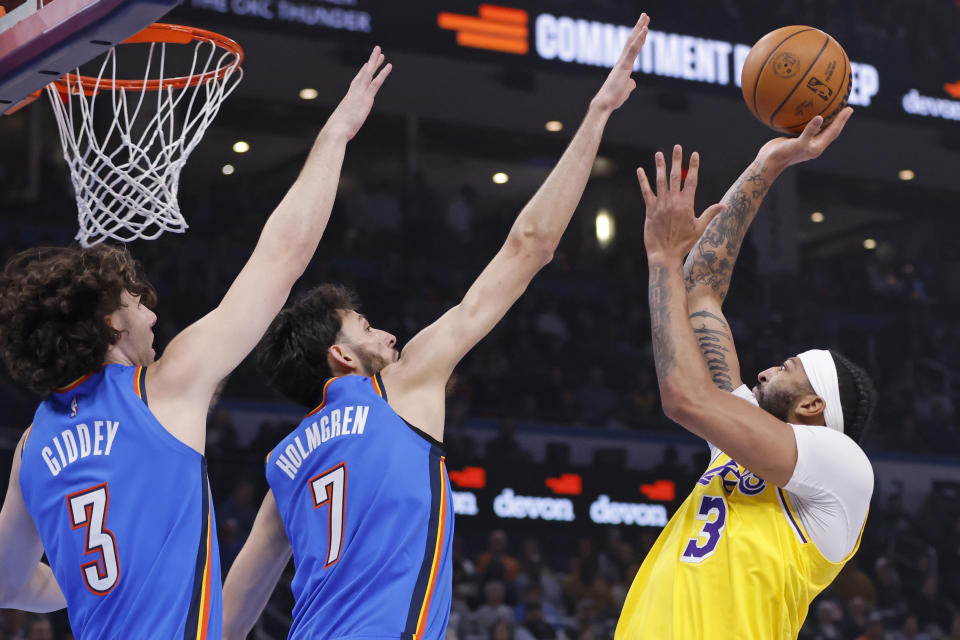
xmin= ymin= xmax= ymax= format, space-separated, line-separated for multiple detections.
xmin=256 ymin=284 xmax=359 ymax=407
xmin=0 ymin=245 xmax=156 ymax=396
xmin=830 ymin=350 xmax=877 ymax=444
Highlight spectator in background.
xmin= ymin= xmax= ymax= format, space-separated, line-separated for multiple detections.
xmin=514 ymin=538 xmax=564 ymax=615
xmin=875 ymin=556 xmax=908 ymax=614
xmin=855 ymin=612 xmax=886 ymax=640
xmin=25 ymin=617 xmax=53 ymax=640
xmin=910 ymin=577 xmax=953 ymax=635
xmin=476 ymin=530 xmax=522 ymax=584
xmin=886 ymin=614 xmax=933 ymax=640
xmin=843 ymin=596 xmax=870 ymax=639
xmin=832 ymin=557 xmax=877 ymax=607
xmin=808 ymin=599 xmax=844 ymax=640
xmin=466 ymin=581 xmax=513 ymax=639
xmin=561 ymin=557 xmax=612 ymax=615
xmin=514 ymin=585 xmax=563 ymax=634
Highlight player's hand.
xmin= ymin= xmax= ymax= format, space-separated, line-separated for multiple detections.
xmin=590 ymin=14 xmax=650 ymax=113
xmin=325 ymin=46 xmax=392 ymax=141
xmin=638 ymin=145 xmax=725 ymax=260
xmin=757 ymin=106 xmax=853 ymax=169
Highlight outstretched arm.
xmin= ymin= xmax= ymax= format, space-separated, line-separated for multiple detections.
xmin=223 ymin=491 xmax=292 ymax=640
xmin=0 ymin=430 xmax=66 ymax=612
xmin=641 ymin=146 xmax=799 ymax=486
xmin=683 ymin=108 xmax=854 ymax=391
xmin=381 ymin=15 xmax=651 ymax=440
xmin=148 ymin=48 xmax=392 ymax=453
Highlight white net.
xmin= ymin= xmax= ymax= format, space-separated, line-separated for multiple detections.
xmin=46 ymin=27 xmax=243 ymax=246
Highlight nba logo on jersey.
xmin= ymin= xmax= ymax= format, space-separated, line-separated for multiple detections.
xmin=69 ymin=396 xmax=78 ymax=418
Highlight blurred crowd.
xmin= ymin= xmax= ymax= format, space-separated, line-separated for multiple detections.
xmin=3 ymin=2 xmax=960 ymax=635
xmin=5 ymin=468 xmax=960 ymax=640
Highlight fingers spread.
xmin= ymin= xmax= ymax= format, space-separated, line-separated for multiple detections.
xmin=684 ymin=151 xmax=700 ymax=192
xmin=637 ymin=167 xmax=654 ymax=202
xmin=669 ymin=144 xmax=683 ymax=191
xmin=655 ymin=151 xmax=667 ymax=194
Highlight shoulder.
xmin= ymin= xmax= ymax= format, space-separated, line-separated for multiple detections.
xmin=787 ymin=424 xmax=873 ymax=500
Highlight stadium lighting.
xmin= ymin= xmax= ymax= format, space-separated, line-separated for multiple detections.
xmin=299 ymin=88 xmax=319 ymax=100
xmin=492 ymin=172 xmax=509 ymax=184
xmin=898 ymin=169 xmax=915 ymax=181
xmin=221 ymin=164 xmax=235 ymax=175
xmin=232 ymin=141 xmax=250 ymax=154
xmin=810 ymin=212 xmax=825 ymax=223
xmin=545 ymin=120 xmax=563 ymax=132
xmin=596 ymin=209 xmax=614 ymax=248
xmin=863 ymin=238 xmax=877 ymax=250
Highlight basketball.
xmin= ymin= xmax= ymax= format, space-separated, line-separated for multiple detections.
xmin=740 ymin=26 xmax=851 ymax=135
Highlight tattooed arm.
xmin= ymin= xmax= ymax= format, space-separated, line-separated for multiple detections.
xmin=683 ymin=107 xmax=854 ymax=392
xmin=640 ymin=146 xmax=799 ymax=487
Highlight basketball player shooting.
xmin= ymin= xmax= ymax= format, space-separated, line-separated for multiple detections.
xmin=0 ymin=47 xmax=390 ymax=638
xmin=220 ymin=15 xmax=651 ymax=640
xmin=615 ymin=106 xmax=877 ymax=639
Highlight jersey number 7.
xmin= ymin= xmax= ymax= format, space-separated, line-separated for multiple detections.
xmin=66 ymin=483 xmax=119 ymax=594
xmin=309 ymin=463 xmax=347 ymax=568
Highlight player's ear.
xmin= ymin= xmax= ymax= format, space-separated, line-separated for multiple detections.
xmin=794 ymin=394 xmax=825 ymax=421
xmin=327 ymin=343 xmax=355 ymax=372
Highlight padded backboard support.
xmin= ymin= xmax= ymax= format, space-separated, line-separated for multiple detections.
xmin=0 ymin=0 xmax=182 ymax=113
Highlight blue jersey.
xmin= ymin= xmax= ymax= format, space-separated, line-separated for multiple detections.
xmin=19 ymin=364 xmax=221 ymax=639
xmin=266 ymin=374 xmax=453 ymax=640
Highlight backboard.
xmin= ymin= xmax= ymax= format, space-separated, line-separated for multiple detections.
xmin=0 ymin=0 xmax=182 ymax=114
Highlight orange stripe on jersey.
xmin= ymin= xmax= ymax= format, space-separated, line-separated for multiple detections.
xmin=133 ymin=367 xmax=143 ymax=399
xmin=265 ymin=449 xmax=273 ymax=464
xmin=414 ymin=457 xmax=449 ymax=637
xmin=55 ymin=373 xmax=94 ymax=393
xmin=195 ymin=494 xmax=213 ymax=640
xmin=371 ymin=375 xmax=384 ymax=398
xmin=305 ymin=377 xmax=342 ymax=417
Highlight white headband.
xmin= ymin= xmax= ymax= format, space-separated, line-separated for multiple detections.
xmin=796 ymin=349 xmax=844 ymax=433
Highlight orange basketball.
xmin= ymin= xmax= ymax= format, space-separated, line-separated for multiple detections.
xmin=740 ymin=26 xmax=851 ymax=135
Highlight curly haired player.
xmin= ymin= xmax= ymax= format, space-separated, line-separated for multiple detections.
xmin=0 ymin=47 xmax=391 ymax=639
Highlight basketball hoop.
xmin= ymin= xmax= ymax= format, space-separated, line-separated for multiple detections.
xmin=45 ymin=23 xmax=244 ymax=246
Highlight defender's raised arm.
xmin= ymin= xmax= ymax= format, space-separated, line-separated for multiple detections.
xmin=147 ymin=48 xmax=392 ymax=452
xmin=382 ymin=16 xmax=651 ymax=441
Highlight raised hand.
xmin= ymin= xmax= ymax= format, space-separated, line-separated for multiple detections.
xmin=639 ymin=145 xmax=725 ymax=260
xmin=326 ymin=46 xmax=392 ymax=141
xmin=590 ymin=14 xmax=650 ymax=113
xmin=758 ymin=106 xmax=853 ymax=169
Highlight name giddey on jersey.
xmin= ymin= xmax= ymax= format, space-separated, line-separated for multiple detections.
xmin=20 ymin=364 xmax=220 ymax=639
xmin=266 ymin=374 xmax=453 ymax=640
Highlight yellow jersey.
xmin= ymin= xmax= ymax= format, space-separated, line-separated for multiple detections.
xmin=616 ymin=451 xmax=865 ymax=639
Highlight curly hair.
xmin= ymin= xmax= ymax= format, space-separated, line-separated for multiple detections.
xmin=830 ymin=350 xmax=877 ymax=444
xmin=256 ymin=284 xmax=360 ymax=408
xmin=0 ymin=245 xmax=157 ymax=396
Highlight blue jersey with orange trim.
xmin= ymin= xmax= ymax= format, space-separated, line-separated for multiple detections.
xmin=19 ymin=364 xmax=221 ymax=639
xmin=266 ymin=373 xmax=453 ymax=640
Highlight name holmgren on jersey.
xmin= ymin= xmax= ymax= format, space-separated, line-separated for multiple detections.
xmin=271 ymin=403 xmax=372 ymax=480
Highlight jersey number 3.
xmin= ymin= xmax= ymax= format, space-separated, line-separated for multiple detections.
xmin=67 ymin=483 xmax=119 ymax=594
xmin=680 ymin=494 xmax=727 ymax=563
xmin=309 ymin=463 xmax=347 ymax=568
